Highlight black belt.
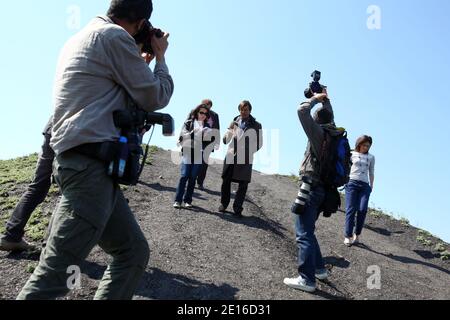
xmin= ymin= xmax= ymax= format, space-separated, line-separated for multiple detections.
xmin=71 ymin=141 xmax=119 ymax=163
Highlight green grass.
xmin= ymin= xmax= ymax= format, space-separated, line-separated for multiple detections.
xmin=440 ymin=250 xmax=450 ymax=261
xmin=417 ymin=235 xmax=433 ymax=247
xmin=289 ymin=175 xmax=300 ymax=184
xmin=434 ymin=243 xmax=446 ymax=253
xmin=369 ymin=208 xmax=384 ymax=219
xmin=418 ymin=230 xmax=432 ymax=238
xmin=0 ymin=154 xmax=52 ymax=242
xmin=25 ymin=207 xmax=50 ymax=242
xmin=0 ymin=154 xmax=38 ymax=186
xmin=143 ymin=145 xmax=161 ymax=165
xmin=399 ymin=217 xmax=410 ymax=227
xmin=26 ymin=263 xmax=37 ymax=274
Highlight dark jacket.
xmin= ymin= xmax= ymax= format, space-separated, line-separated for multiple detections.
xmin=222 ymin=115 xmax=263 ymax=183
xmin=43 ymin=116 xmax=53 ymax=136
xmin=178 ymin=119 xmax=212 ymax=164
xmin=298 ymin=98 xmax=342 ymax=186
xmin=187 ymin=109 xmax=221 ymax=151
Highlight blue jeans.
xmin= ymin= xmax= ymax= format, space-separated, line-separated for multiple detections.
xmin=345 ymin=179 xmax=372 ymax=237
xmin=175 ymin=161 xmax=202 ymax=204
xmin=295 ymin=185 xmax=326 ymax=285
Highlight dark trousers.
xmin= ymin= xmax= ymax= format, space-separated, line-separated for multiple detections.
xmin=3 ymin=133 xmax=54 ymax=242
xmin=196 ymin=162 xmax=208 ymax=187
xmin=18 ymin=151 xmax=149 ymax=300
xmin=196 ymin=150 xmax=212 ymax=187
xmin=220 ymin=165 xmax=248 ymax=214
xmin=345 ymin=179 xmax=372 ymax=237
xmin=295 ymin=185 xmax=326 ymax=285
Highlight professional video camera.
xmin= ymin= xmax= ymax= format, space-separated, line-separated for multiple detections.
xmin=304 ymin=70 xmax=327 ymax=99
xmin=109 ymin=109 xmax=174 ymax=186
xmin=133 ymin=20 xmax=164 ymax=55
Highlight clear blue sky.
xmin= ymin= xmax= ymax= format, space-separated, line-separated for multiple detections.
xmin=1 ymin=0 xmax=449 ymax=242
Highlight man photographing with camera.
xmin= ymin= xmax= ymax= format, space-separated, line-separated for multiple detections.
xmin=17 ymin=0 xmax=174 ymax=300
xmin=284 ymin=85 xmax=343 ymax=293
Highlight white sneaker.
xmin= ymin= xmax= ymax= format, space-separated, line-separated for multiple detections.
xmin=283 ymin=276 xmax=316 ymax=293
xmin=352 ymin=235 xmax=360 ymax=245
xmin=344 ymin=237 xmax=352 ymax=247
xmin=184 ymin=203 xmax=193 ymax=209
xmin=315 ymin=269 xmax=329 ymax=281
xmin=173 ymin=202 xmax=181 ymax=209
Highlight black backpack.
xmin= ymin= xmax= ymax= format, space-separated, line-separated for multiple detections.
xmin=319 ymin=128 xmax=351 ymax=188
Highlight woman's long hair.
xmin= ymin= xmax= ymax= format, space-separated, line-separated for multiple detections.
xmin=191 ymin=104 xmax=211 ymax=121
xmin=355 ymin=135 xmax=373 ymax=153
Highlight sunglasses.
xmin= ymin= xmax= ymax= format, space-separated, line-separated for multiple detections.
xmin=199 ymin=112 xmax=209 ymax=116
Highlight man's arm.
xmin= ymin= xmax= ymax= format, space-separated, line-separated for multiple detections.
xmin=297 ymin=97 xmax=325 ymax=158
xmin=214 ymin=113 xmax=221 ymax=148
xmin=370 ymin=156 xmax=376 ymax=190
xmin=178 ymin=121 xmax=195 ymax=144
xmin=107 ymin=33 xmax=174 ymax=112
xmin=321 ymin=98 xmax=334 ymax=121
xmin=223 ymin=120 xmax=237 ymax=145
xmin=256 ymin=122 xmax=263 ymax=152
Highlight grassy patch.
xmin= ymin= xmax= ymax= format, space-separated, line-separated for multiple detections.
xmin=369 ymin=208 xmax=384 ymax=219
xmin=289 ymin=175 xmax=300 ymax=184
xmin=399 ymin=217 xmax=410 ymax=227
xmin=434 ymin=243 xmax=446 ymax=253
xmin=0 ymin=196 xmax=20 ymax=211
xmin=47 ymin=185 xmax=60 ymax=197
xmin=26 ymin=263 xmax=37 ymax=274
xmin=418 ymin=230 xmax=432 ymax=238
xmin=143 ymin=145 xmax=161 ymax=165
xmin=440 ymin=251 xmax=450 ymax=261
xmin=0 ymin=154 xmax=51 ymax=242
xmin=0 ymin=196 xmax=20 ymax=235
xmin=25 ymin=206 xmax=50 ymax=242
xmin=0 ymin=154 xmax=38 ymax=186
xmin=417 ymin=235 xmax=433 ymax=246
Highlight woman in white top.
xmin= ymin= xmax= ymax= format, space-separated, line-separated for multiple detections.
xmin=174 ymin=104 xmax=211 ymax=209
xmin=344 ymin=135 xmax=375 ymax=246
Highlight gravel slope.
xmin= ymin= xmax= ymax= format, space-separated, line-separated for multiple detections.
xmin=1 ymin=149 xmax=449 ymax=300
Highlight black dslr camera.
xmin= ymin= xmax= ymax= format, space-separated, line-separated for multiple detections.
xmin=304 ymin=70 xmax=327 ymax=99
xmin=113 ymin=110 xmax=174 ymax=137
xmin=110 ymin=109 xmax=174 ymax=186
xmin=133 ymin=20 xmax=164 ymax=55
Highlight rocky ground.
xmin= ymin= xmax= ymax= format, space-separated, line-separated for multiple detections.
xmin=0 ymin=149 xmax=449 ymax=300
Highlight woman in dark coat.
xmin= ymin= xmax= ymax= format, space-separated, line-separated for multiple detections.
xmin=174 ymin=104 xmax=212 ymax=209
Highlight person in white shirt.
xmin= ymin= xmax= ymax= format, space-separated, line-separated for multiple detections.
xmin=344 ymin=135 xmax=375 ymax=246
xmin=174 ymin=104 xmax=212 ymax=209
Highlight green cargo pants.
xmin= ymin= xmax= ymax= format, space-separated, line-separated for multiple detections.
xmin=17 ymin=150 xmax=150 ymax=300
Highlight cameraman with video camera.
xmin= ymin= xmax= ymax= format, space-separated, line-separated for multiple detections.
xmin=18 ymin=0 xmax=174 ymax=300
xmin=284 ymin=75 xmax=342 ymax=293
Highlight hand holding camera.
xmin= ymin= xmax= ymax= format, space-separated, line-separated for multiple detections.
xmin=134 ymin=20 xmax=170 ymax=63
xmin=228 ymin=121 xmax=238 ymax=130
xmin=151 ymin=32 xmax=170 ymax=62
xmin=304 ymin=70 xmax=328 ymax=99
xmin=313 ymin=92 xmax=328 ymax=103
